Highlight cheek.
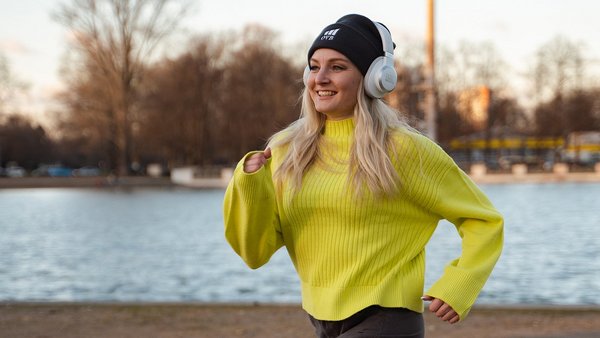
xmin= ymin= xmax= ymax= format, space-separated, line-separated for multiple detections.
xmin=339 ymin=75 xmax=361 ymax=98
xmin=349 ymin=77 xmax=362 ymax=94
xmin=308 ymin=90 xmax=319 ymax=104
xmin=342 ymin=95 xmax=358 ymax=111
xmin=342 ymin=79 xmax=361 ymax=101
xmin=308 ymin=77 xmax=319 ymax=96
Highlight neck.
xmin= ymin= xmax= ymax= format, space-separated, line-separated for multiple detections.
xmin=323 ymin=117 xmax=355 ymax=137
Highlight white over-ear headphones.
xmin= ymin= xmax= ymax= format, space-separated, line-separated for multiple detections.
xmin=303 ymin=21 xmax=397 ymax=99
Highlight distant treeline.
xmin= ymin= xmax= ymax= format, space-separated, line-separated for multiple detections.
xmin=1 ymin=0 xmax=599 ymax=174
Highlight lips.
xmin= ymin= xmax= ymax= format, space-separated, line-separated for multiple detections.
xmin=317 ymin=90 xmax=336 ymax=97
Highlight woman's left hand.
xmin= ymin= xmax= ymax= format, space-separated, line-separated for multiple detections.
xmin=421 ymin=295 xmax=460 ymax=324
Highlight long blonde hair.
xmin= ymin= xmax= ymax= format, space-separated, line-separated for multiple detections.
xmin=269 ymin=79 xmax=411 ymax=197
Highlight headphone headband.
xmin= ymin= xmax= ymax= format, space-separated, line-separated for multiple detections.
xmin=374 ymin=22 xmax=394 ymax=64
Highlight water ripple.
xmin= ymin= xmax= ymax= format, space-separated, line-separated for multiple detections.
xmin=0 ymin=183 xmax=599 ymax=305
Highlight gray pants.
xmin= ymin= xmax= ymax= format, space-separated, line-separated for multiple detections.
xmin=309 ymin=306 xmax=424 ymax=338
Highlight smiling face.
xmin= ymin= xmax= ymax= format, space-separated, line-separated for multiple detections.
xmin=307 ymin=48 xmax=363 ymax=120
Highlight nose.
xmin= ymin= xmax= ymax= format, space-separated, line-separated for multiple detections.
xmin=314 ymin=68 xmax=330 ymax=84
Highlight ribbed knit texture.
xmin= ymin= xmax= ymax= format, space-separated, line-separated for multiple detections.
xmin=224 ymin=117 xmax=504 ymax=321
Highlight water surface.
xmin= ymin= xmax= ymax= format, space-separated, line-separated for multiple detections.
xmin=0 ymin=183 xmax=598 ymax=305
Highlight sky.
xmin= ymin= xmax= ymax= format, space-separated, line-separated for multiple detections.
xmin=1 ymin=0 xmax=599 ymax=126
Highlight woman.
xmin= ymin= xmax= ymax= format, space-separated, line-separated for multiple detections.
xmin=223 ymin=14 xmax=503 ymax=338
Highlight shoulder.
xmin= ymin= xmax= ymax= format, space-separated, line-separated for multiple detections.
xmin=268 ymin=117 xmax=306 ymax=146
xmin=268 ymin=128 xmax=292 ymax=155
xmin=388 ymin=127 xmax=456 ymax=180
xmin=269 ymin=129 xmax=293 ymax=146
xmin=389 ymin=128 xmax=449 ymax=160
xmin=267 ymin=121 xmax=302 ymax=167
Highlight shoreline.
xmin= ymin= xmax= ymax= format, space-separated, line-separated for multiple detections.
xmin=0 ymin=176 xmax=176 ymax=189
xmin=2 ymin=302 xmax=600 ymax=337
xmin=1 ymin=171 xmax=600 ymax=190
xmin=470 ymin=171 xmax=600 ymax=184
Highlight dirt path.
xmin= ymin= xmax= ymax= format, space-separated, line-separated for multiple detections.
xmin=2 ymin=303 xmax=600 ymax=338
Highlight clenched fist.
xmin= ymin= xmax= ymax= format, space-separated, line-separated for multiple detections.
xmin=243 ymin=148 xmax=272 ymax=173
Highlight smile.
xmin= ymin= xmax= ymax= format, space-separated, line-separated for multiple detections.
xmin=317 ymin=90 xmax=336 ymax=97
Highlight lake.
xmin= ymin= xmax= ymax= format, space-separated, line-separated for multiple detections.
xmin=1 ymin=183 xmax=599 ymax=306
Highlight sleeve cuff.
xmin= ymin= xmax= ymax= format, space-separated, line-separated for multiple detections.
xmin=425 ymin=265 xmax=486 ymax=320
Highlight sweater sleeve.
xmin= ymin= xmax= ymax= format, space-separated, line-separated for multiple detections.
xmin=223 ymin=151 xmax=284 ymax=269
xmin=425 ymin=160 xmax=504 ymax=320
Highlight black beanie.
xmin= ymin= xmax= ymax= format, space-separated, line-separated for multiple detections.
xmin=307 ymin=14 xmax=388 ymax=76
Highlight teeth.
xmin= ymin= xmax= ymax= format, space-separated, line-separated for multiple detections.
xmin=318 ymin=91 xmax=335 ymax=96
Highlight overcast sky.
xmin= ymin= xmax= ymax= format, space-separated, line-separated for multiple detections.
xmin=1 ymin=0 xmax=599 ymax=124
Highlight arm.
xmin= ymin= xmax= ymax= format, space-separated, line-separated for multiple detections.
xmin=223 ymin=148 xmax=284 ymax=269
xmin=425 ymin=162 xmax=504 ymax=322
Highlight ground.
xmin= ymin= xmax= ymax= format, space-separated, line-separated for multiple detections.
xmin=2 ymin=303 xmax=600 ymax=338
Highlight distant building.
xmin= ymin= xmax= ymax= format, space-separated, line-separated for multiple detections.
xmin=448 ymin=126 xmax=564 ymax=171
xmin=457 ymin=85 xmax=491 ymax=131
xmin=563 ymin=131 xmax=600 ymax=165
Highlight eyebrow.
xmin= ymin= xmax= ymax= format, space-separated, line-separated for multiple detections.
xmin=309 ymin=57 xmax=351 ymax=64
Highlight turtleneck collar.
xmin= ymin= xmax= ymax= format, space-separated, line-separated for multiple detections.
xmin=322 ymin=117 xmax=355 ymax=137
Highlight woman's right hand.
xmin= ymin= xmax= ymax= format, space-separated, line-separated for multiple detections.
xmin=243 ymin=147 xmax=272 ymax=173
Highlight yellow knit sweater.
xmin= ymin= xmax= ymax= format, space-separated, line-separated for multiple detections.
xmin=223 ymin=118 xmax=503 ymax=321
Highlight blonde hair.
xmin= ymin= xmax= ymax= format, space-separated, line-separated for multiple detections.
xmin=269 ymin=79 xmax=411 ymax=197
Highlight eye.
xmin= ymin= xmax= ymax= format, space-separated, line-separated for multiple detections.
xmin=332 ymin=65 xmax=346 ymax=71
xmin=309 ymin=65 xmax=319 ymax=71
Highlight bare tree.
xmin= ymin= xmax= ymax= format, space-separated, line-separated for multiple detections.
xmin=54 ymin=53 xmax=118 ymax=169
xmin=531 ymin=36 xmax=589 ymax=142
xmin=489 ymin=96 xmax=529 ymax=133
xmin=565 ymin=89 xmax=600 ymax=132
xmin=532 ymin=36 xmax=585 ymax=104
xmin=431 ymin=41 xmax=511 ymax=148
xmin=0 ymin=53 xmax=11 ymax=111
xmin=0 ymin=114 xmax=54 ymax=169
xmin=464 ymin=41 xmax=508 ymax=89
xmin=137 ymin=35 xmax=227 ymax=168
xmin=0 ymin=53 xmax=28 ymax=113
xmin=53 ymin=0 xmax=191 ymax=175
xmin=386 ymin=62 xmax=424 ymax=126
xmin=220 ymin=24 xmax=301 ymax=160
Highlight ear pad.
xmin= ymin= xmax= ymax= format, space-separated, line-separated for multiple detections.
xmin=364 ymin=56 xmax=397 ymax=98
xmin=303 ymin=65 xmax=310 ymax=86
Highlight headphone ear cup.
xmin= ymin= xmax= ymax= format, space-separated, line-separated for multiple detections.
xmin=303 ymin=66 xmax=310 ymax=86
xmin=364 ymin=57 xmax=397 ymax=98
xmin=379 ymin=64 xmax=398 ymax=93
xmin=364 ymin=57 xmax=384 ymax=98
